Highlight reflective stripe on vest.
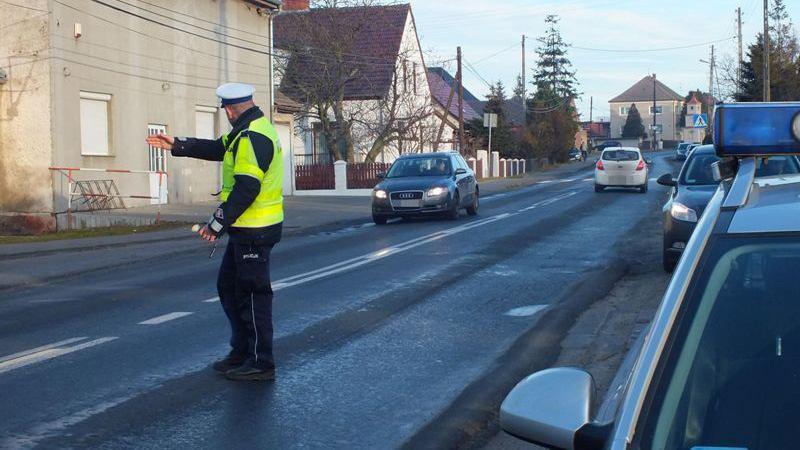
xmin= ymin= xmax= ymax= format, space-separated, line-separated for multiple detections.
xmin=221 ymin=117 xmax=284 ymax=228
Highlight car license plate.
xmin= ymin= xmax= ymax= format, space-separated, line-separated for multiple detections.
xmin=399 ymin=200 xmax=420 ymax=208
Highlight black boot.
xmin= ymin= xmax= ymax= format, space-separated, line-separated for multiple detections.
xmin=211 ymin=353 xmax=247 ymax=373
xmin=224 ymin=361 xmax=276 ymax=381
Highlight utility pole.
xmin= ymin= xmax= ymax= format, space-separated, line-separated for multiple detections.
xmin=709 ymin=45 xmax=715 ymax=127
xmin=737 ymin=7 xmax=743 ymax=99
xmin=521 ymin=34 xmax=526 ymax=116
xmin=589 ymin=96 xmax=593 ymax=124
xmin=763 ymin=0 xmax=771 ymax=101
xmin=457 ymin=46 xmax=465 ymax=154
xmin=652 ymin=74 xmax=657 ymax=152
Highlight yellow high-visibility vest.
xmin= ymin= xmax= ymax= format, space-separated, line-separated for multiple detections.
xmin=220 ymin=117 xmax=284 ymax=228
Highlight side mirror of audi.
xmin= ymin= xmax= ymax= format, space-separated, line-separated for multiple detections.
xmin=455 ymin=168 xmax=467 ymax=175
xmin=645 ymin=158 xmax=653 ymax=165
xmin=500 ymin=368 xmax=596 ymax=450
xmin=376 ymin=172 xmax=386 ymax=179
xmin=657 ymin=173 xmax=677 ymax=187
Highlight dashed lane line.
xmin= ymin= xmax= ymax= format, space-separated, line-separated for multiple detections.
xmin=138 ymin=312 xmax=194 ymax=325
xmin=0 ymin=337 xmax=118 ymax=375
xmin=504 ymin=305 xmax=547 ymax=317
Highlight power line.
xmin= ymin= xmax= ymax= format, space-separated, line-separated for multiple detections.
xmin=52 ymin=46 xmax=268 ymax=87
xmin=107 ymin=0 xmax=271 ymax=49
xmin=125 ymin=0 xmax=270 ymax=39
xmin=56 ymin=0 xmax=416 ymax=69
xmin=471 ymin=42 xmax=520 ymax=65
xmin=54 ymin=55 xmax=222 ymax=89
xmin=572 ymin=36 xmax=736 ymax=53
xmin=52 ymin=35 xmax=269 ymax=76
xmin=0 ymin=11 xmax=49 ymax=31
xmin=0 ymin=0 xmax=49 ymax=12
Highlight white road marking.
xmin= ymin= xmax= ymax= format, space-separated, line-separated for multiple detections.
xmin=202 ymin=297 xmax=220 ymax=303
xmin=138 ymin=311 xmax=194 ymax=325
xmin=0 ymin=337 xmax=118 ymax=375
xmin=505 ymin=305 xmax=547 ymax=317
xmin=271 ymin=191 xmax=578 ymax=291
xmin=519 ymin=191 xmax=578 ymax=211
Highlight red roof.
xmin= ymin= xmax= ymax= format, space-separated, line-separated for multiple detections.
xmin=688 ymin=94 xmax=702 ymax=105
xmin=275 ymin=4 xmax=410 ymax=101
xmin=427 ymin=67 xmax=482 ymax=122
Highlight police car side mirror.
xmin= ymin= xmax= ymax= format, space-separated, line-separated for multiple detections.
xmin=500 ymin=368 xmax=596 ymax=450
xmin=376 ymin=172 xmax=386 ymax=179
xmin=455 ymin=168 xmax=467 ymax=175
xmin=657 ymin=173 xmax=677 ymax=187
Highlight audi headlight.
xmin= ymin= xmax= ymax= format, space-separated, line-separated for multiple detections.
xmin=427 ymin=186 xmax=448 ymax=197
xmin=374 ymin=189 xmax=387 ymax=199
xmin=670 ymin=202 xmax=698 ymax=222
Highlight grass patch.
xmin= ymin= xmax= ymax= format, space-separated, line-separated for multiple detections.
xmin=0 ymin=221 xmax=188 ymax=245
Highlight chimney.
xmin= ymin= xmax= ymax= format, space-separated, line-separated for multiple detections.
xmin=283 ymin=0 xmax=309 ymax=10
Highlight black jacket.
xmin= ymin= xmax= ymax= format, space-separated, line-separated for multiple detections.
xmin=172 ymin=106 xmax=281 ymax=244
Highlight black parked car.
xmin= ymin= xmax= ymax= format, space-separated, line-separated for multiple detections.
xmin=371 ymin=152 xmax=479 ymax=225
xmin=657 ymin=144 xmax=800 ymax=271
xmin=594 ymin=140 xmax=621 ymax=152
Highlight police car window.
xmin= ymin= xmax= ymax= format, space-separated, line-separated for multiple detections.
xmin=386 ymin=157 xmax=452 ymax=178
xmin=754 ymin=156 xmax=800 ymax=176
xmin=602 ymin=150 xmax=639 ymax=161
xmin=637 ymin=237 xmax=800 ymax=450
xmin=681 ymin=153 xmax=720 ymax=185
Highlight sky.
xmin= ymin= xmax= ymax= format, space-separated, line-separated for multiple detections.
xmin=410 ymin=0 xmax=799 ymax=122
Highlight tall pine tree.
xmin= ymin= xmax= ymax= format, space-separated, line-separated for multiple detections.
xmin=524 ymin=15 xmax=579 ymax=164
xmin=622 ymin=104 xmax=645 ymax=139
xmin=737 ymin=0 xmax=800 ymax=101
xmin=532 ymin=15 xmax=579 ymax=99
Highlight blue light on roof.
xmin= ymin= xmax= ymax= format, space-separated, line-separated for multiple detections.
xmin=714 ymin=102 xmax=800 ymax=156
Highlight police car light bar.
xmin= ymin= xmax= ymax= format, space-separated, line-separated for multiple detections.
xmin=714 ymin=102 xmax=800 ymax=157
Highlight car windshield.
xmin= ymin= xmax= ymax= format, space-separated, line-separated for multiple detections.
xmin=677 ymin=143 xmax=689 ymax=150
xmin=602 ymin=150 xmax=639 ymax=161
xmin=681 ymin=154 xmax=800 ymax=185
xmin=636 ymin=235 xmax=800 ymax=450
xmin=386 ymin=157 xmax=452 ymax=178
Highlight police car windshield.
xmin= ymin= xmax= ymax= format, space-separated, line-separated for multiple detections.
xmin=680 ymin=151 xmax=800 ymax=186
xmin=602 ymin=150 xmax=639 ymax=161
xmin=386 ymin=157 xmax=452 ymax=178
xmin=637 ymin=235 xmax=800 ymax=449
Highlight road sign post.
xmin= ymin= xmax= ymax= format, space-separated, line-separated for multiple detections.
xmin=484 ymin=113 xmax=497 ymax=177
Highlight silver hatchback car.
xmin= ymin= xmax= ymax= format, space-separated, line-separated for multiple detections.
xmin=500 ymin=103 xmax=800 ymax=450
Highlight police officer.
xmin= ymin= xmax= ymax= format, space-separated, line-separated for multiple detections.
xmin=146 ymin=83 xmax=282 ymax=381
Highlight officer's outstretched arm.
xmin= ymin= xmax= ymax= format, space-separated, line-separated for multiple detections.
xmin=171 ymin=137 xmax=226 ymax=162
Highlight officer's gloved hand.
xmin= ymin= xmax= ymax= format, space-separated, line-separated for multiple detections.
xmin=203 ymin=205 xmax=226 ymax=240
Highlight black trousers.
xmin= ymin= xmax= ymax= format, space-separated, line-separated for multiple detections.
xmin=217 ymin=240 xmax=275 ymax=370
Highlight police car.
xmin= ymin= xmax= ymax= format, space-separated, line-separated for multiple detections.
xmin=499 ymin=103 xmax=800 ymax=450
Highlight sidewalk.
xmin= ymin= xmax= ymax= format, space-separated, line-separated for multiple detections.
xmin=1 ymin=159 xmax=595 ymax=258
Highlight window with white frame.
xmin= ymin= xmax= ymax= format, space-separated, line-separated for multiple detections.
xmin=80 ymin=91 xmax=111 ymax=156
xmin=195 ymin=106 xmax=217 ymax=139
xmin=620 ymin=106 xmax=630 ymax=115
xmin=650 ymin=105 xmax=663 ymax=114
xmin=148 ymin=124 xmax=167 ymax=173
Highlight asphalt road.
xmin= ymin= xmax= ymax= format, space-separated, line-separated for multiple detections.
xmin=0 ymin=153 xmax=680 ymax=449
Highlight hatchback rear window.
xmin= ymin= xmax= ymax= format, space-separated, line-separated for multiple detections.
xmin=602 ymin=150 xmax=639 ymax=161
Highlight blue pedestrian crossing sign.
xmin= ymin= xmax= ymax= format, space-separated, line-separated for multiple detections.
xmin=692 ymin=113 xmax=708 ymax=128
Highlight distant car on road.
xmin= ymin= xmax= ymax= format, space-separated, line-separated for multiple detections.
xmin=594 ymin=147 xmax=651 ymax=193
xmin=594 ymin=140 xmax=621 ymax=152
xmin=498 ymin=102 xmax=800 ymax=450
xmin=371 ymin=152 xmax=478 ymax=225
xmin=658 ymin=144 xmax=800 ymax=271
xmin=568 ymin=147 xmax=584 ymax=161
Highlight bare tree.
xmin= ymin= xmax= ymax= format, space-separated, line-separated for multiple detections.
xmin=275 ymin=1 xmax=436 ymax=163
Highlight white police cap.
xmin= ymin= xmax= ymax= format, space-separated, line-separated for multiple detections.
xmin=216 ymin=83 xmax=255 ymax=107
